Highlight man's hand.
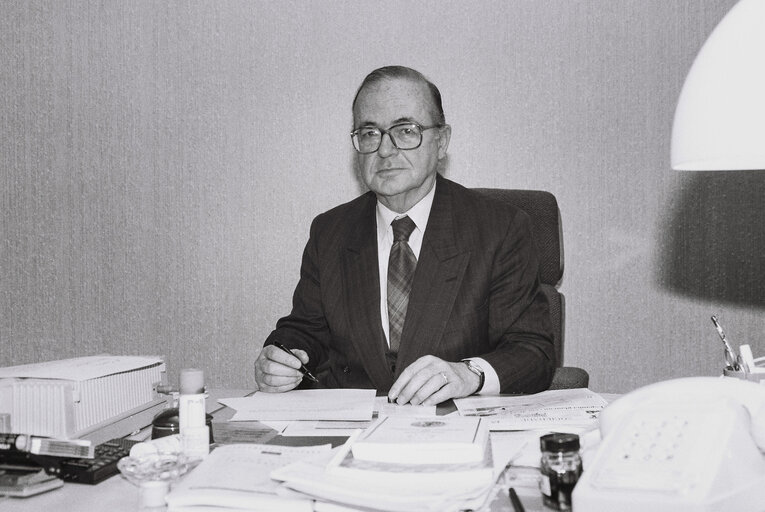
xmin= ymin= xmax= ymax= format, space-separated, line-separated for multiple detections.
xmin=253 ymin=344 xmax=310 ymax=392
xmin=388 ymin=355 xmax=481 ymax=405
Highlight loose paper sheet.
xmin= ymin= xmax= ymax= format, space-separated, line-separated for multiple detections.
xmin=211 ymin=420 xmax=282 ymax=444
xmin=219 ymin=389 xmax=376 ymax=421
xmin=454 ymin=388 xmax=607 ymax=430
xmin=282 ymin=420 xmax=371 ymax=437
xmin=276 ymin=397 xmax=436 ymax=436
xmin=165 ymin=443 xmax=331 ymax=511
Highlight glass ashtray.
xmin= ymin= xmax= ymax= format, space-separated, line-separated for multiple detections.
xmin=117 ymin=453 xmax=199 ymax=485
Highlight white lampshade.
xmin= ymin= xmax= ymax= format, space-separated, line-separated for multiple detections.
xmin=671 ymin=0 xmax=765 ymax=171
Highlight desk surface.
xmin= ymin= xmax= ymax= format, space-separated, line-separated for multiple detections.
xmin=1 ymin=439 xmax=547 ymax=512
xmin=2 ymin=390 xmax=605 ymax=512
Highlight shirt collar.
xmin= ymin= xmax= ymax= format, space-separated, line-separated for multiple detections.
xmin=376 ymin=179 xmax=437 ymax=236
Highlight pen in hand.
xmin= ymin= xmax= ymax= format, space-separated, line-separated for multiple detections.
xmin=272 ymin=341 xmax=319 ymax=383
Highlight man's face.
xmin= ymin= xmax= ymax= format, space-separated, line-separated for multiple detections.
xmin=353 ymin=78 xmax=450 ymax=213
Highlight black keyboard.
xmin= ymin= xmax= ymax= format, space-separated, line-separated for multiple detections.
xmin=59 ymin=438 xmax=139 ymax=485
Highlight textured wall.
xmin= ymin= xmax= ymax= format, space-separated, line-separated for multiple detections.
xmin=3 ymin=0 xmax=762 ymax=393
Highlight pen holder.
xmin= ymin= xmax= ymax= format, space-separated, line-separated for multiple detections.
xmin=723 ymin=356 xmax=765 ymax=384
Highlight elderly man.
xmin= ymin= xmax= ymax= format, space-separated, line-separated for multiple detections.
xmin=254 ymin=65 xmax=554 ymax=405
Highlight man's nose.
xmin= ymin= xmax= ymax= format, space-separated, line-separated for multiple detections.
xmin=377 ymin=132 xmax=399 ymax=157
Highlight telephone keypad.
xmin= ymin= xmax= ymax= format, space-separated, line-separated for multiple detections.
xmin=590 ymin=409 xmax=721 ymax=493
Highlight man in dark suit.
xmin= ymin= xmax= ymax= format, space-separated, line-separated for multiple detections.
xmin=254 ymin=66 xmax=554 ymax=405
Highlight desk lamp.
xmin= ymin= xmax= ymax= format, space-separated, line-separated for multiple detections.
xmin=669 ymin=0 xmax=765 ymax=344
xmin=671 ymin=0 xmax=765 ymax=171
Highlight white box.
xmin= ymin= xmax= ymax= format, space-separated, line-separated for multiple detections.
xmin=0 ymin=355 xmax=166 ymax=439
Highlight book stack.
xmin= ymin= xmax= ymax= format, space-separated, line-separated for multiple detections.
xmin=272 ymin=416 xmax=496 ymax=512
xmin=351 ymin=415 xmax=488 ymax=464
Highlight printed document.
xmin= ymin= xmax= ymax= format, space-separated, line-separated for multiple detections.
xmin=454 ymin=388 xmax=607 ymax=430
xmin=219 ymin=389 xmax=376 ymax=421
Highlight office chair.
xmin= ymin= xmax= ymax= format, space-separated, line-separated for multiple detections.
xmin=473 ymin=188 xmax=589 ymax=389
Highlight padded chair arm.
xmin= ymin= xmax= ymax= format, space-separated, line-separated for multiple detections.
xmin=549 ymin=366 xmax=589 ymax=389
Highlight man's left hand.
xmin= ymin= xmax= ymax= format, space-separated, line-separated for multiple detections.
xmin=388 ymin=355 xmax=480 ymax=406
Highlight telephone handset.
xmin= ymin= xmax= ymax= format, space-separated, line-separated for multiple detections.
xmin=572 ymin=376 xmax=765 ymax=512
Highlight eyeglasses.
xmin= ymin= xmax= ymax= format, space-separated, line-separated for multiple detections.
xmin=350 ymin=122 xmax=442 ymax=154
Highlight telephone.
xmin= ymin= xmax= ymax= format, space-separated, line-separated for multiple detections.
xmin=572 ymin=376 xmax=765 ymax=512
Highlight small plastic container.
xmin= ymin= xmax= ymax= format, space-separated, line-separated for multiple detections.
xmin=151 ymin=408 xmax=214 ymax=442
xmin=539 ymin=433 xmax=582 ymax=511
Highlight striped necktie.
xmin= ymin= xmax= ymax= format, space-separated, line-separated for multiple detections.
xmin=387 ymin=215 xmax=417 ymax=353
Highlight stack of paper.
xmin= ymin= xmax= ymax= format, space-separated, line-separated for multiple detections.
xmin=272 ymin=444 xmax=496 ymax=512
xmin=218 ymin=389 xmax=376 ymax=421
xmin=165 ymin=439 xmax=495 ymax=512
xmin=351 ymin=416 xmax=487 ymax=464
xmin=332 ymin=442 xmax=494 ymax=495
xmin=165 ymin=388 xmax=610 ymax=511
xmin=271 ymin=418 xmax=496 ymax=512
xmin=164 ymin=444 xmax=331 ymax=512
xmin=218 ymin=390 xmax=438 ymax=438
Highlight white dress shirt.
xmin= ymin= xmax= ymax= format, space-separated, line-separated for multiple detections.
xmin=374 ymin=182 xmax=500 ymax=394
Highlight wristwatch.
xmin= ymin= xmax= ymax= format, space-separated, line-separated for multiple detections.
xmin=461 ymin=359 xmax=485 ymax=394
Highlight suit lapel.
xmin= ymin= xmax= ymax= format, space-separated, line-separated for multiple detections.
xmin=396 ymin=177 xmax=470 ymax=375
xmin=342 ymin=194 xmax=394 ymax=389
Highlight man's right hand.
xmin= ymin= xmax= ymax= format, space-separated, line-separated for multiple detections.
xmin=253 ymin=344 xmax=310 ymax=392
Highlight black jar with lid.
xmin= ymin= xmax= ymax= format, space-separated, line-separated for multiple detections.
xmin=151 ymin=407 xmax=214 ymax=443
xmin=539 ymin=432 xmax=582 ymax=510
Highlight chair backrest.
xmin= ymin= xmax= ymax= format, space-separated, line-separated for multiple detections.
xmin=473 ymin=188 xmax=566 ymax=367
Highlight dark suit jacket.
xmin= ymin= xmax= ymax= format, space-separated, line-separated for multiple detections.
xmin=266 ymin=175 xmax=555 ymax=394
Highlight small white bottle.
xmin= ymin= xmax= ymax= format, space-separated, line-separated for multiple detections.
xmin=178 ymin=368 xmax=209 ymax=459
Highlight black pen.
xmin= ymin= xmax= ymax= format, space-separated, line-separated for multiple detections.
xmin=272 ymin=341 xmax=319 ymax=383
xmin=509 ymin=488 xmax=525 ymax=512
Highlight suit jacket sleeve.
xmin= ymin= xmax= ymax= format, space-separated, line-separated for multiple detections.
xmin=263 ymin=215 xmax=331 ymax=375
xmin=478 ymin=206 xmax=555 ymax=393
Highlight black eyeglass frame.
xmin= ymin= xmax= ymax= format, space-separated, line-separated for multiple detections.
xmin=350 ymin=122 xmax=445 ymax=154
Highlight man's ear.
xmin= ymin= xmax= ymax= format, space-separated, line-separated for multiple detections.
xmin=437 ymin=124 xmax=451 ymax=159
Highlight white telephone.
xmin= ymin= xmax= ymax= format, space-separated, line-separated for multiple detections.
xmin=572 ymin=376 xmax=765 ymax=512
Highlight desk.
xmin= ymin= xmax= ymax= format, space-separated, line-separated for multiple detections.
xmin=1 ymin=439 xmax=546 ymax=512
xmin=3 ymin=391 xmax=611 ymax=512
